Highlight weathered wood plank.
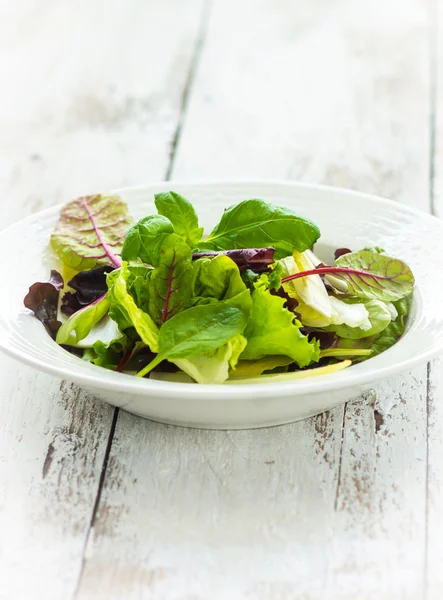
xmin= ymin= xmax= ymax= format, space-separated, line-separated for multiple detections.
xmin=0 ymin=0 xmax=207 ymax=598
xmin=78 ymin=0 xmax=432 ymax=598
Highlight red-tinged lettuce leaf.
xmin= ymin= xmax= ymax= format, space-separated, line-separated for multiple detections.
xmin=334 ymin=247 xmax=352 ymax=260
xmin=23 ymin=270 xmax=64 ymax=338
xmin=61 ymin=265 xmax=115 ymax=315
xmin=192 ymin=247 xmax=275 ymax=273
xmin=51 ymin=194 xmax=132 ymax=271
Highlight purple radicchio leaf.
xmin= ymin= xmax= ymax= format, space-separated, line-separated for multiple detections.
xmin=23 ymin=270 xmax=64 ymax=338
xmin=334 ymin=247 xmax=352 ymax=260
xmin=61 ymin=265 xmax=115 ymax=315
xmin=192 ymin=247 xmax=275 ymax=273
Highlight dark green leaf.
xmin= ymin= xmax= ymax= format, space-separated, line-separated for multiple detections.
xmin=197 ymin=199 xmax=320 ymax=258
xmin=155 ymin=191 xmax=203 ymax=246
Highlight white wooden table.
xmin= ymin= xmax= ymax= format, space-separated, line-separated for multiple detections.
xmin=1 ymin=1 xmax=442 ymax=598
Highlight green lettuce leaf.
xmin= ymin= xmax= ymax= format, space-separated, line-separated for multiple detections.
xmin=82 ymin=331 xmax=129 ymax=370
xmin=51 ymin=194 xmax=132 ymax=270
xmin=106 ymin=263 xmax=159 ymax=352
xmin=325 ymin=298 xmax=392 ymax=339
xmin=121 ymin=215 xmax=174 ymax=265
xmin=154 ymin=191 xmax=203 ymax=247
xmin=137 ymin=303 xmax=248 ymax=377
xmin=173 ymin=334 xmax=247 ymax=384
xmin=231 ymin=356 xmax=294 ymax=378
xmin=241 ymin=277 xmax=320 ymax=367
xmin=197 ymin=199 xmax=320 ymax=258
xmin=148 ymin=234 xmax=194 ymax=325
xmin=56 ymin=295 xmax=109 ymax=346
xmin=333 ymin=250 xmax=414 ymax=301
xmin=193 ymin=255 xmax=247 ymax=301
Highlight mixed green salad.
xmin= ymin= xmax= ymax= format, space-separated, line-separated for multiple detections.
xmin=24 ymin=192 xmax=414 ymax=384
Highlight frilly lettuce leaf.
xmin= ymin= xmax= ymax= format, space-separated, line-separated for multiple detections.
xmin=193 ymin=255 xmax=247 ymax=301
xmin=106 ymin=263 xmax=159 ymax=352
xmin=51 ymin=194 xmax=131 ymax=270
xmin=154 ymin=191 xmax=203 ymax=247
xmin=173 ymin=334 xmax=247 ymax=384
xmin=241 ymin=275 xmax=319 ymax=368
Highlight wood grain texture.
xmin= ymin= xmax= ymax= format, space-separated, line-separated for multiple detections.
xmin=0 ymin=0 xmax=207 ymax=598
xmin=76 ymin=0 xmax=435 ymax=599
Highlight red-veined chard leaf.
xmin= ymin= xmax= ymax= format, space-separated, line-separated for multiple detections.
xmin=23 ymin=270 xmax=64 ymax=338
xmin=281 ymin=251 xmax=414 ymax=302
xmin=148 ymin=234 xmax=194 ymax=325
xmin=51 ymin=194 xmax=132 ymax=270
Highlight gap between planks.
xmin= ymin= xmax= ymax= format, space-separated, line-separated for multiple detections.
xmin=71 ymin=1 xmax=213 ymax=597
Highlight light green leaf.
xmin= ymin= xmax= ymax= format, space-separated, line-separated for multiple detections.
xmin=173 ymin=334 xmax=247 ymax=384
xmin=51 ymin=194 xmax=132 ymax=270
xmin=325 ymin=298 xmax=392 ymax=339
xmin=155 ymin=191 xmax=203 ymax=246
xmin=334 ymin=250 xmax=415 ymax=301
xmin=241 ymin=280 xmax=319 ymax=368
xmin=107 ymin=263 xmax=159 ymax=352
xmin=121 ymin=215 xmax=174 ymax=265
xmin=197 ymin=199 xmax=320 ymax=258
xmin=231 ymin=356 xmax=294 ymax=378
xmin=56 ymin=295 xmax=109 ymax=346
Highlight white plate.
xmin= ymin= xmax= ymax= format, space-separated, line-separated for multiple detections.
xmin=0 ymin=181 xmax=442 ymax=429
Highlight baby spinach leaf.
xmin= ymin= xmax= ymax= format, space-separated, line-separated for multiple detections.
xmin=106 ymin=263 xmax=159 ymax=352
xmin=121 ymin=215 xmax=174 ymax=265
xmin=155 ymin=191 xmax=203 ymax=247
xmin=241 ymin=279 xmax=320 ymax=367
xmin=51 ymin=194 xmax=131 ymax=270
xmin=23 ymin=270 xmax=64 ymax=338
xmin=56 ymin=295 xmax=109 ymax=346
xmin=137 ymin=303 xmax=248 ymax=377
xmin=197 ymin=199 xmax=320 ymax=257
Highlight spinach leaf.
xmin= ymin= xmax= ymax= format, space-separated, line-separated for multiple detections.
xmin=137 ymin=303 xmax=248 ymax=377
xmin=155 ymin=191 xmax=203 ymax=247
xmin=241 ymin=276 xmax=320 ymax=367
xmin=197 ymin=199 xmax=320 ymax=257
xmin=106 ymin=264 xmax=159 ymax=352
xmin=56 ymin=295 xmax=109 ymax=346
xmin=51 ymin=194 xmax=131 ymax=270
xmin=121 ymin=215 xmax=174 ymax=265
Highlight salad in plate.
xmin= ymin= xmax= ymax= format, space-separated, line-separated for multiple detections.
xmin=23 ymin=191 xmax=414 ymax=384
